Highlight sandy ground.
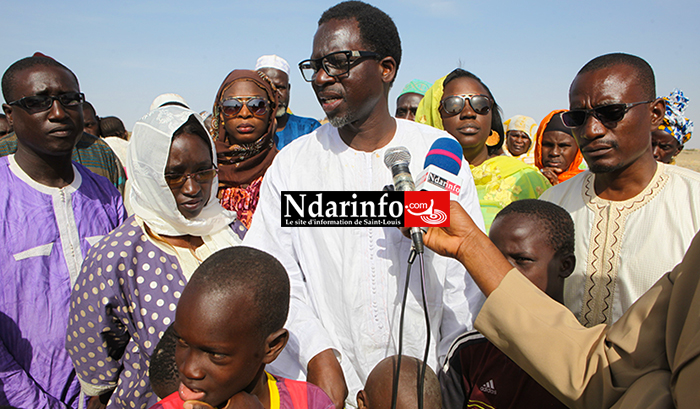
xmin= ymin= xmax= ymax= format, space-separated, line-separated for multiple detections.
xmin=675 ymin=149 xmax=700 ymax=172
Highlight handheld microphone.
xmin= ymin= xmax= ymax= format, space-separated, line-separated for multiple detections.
xmin=384 ymin=147 xmax=424 ymax=254
xmin=416 ymin=138 xmax=464 ymax=199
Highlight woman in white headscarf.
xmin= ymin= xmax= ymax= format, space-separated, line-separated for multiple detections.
xmin=503 ymin=115 xmax=538 ymax=165
xmin=66 ymin=106 xmax=244 ymax=409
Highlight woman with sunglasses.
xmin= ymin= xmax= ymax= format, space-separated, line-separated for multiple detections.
xmin=212 ymin=70 xmax=278 ymax=230
xmin=66 ymin=106 xmax=245 ymax=409
xmin=534 ymin=110 xmax=586 ymax=186
xmin=416 ymin=69 xmax=550 ymax=231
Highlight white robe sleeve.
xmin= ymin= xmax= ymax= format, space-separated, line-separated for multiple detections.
xmin=245 ymin=157 xmax=338 ymax=368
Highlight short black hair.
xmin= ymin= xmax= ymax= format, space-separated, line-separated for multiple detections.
xmin=99 ymin=116 xmax=127 ymax=138
xmin=495 ymin=199 xmax=574 ymax=257
xmin=319 ymin=1 xmax=401 ymax=81
xmin=186 ymin=246 xmax=290 ymax=339
xmin=2 ymin=56 xmax=79 ymax=103
xmin=443 ymin=68 xmax=504 ymax=155
xmin=149 ymin=324 xmax=179 ymax=399
xmin=577 ymin=53 xmax=655 ymax=100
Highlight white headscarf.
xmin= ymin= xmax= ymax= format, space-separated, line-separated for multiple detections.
xmin=127 ymin=106 xmax=238 ymax=237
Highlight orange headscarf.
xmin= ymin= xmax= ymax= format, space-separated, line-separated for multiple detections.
xmin=534 ymin=109 xmax=584 ymax=184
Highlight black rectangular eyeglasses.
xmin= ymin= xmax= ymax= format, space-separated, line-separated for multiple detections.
xmin=298 ymin=50 xmax=380 ymax=82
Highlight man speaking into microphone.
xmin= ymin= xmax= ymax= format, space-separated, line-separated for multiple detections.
xmin=243 ymin=2 xmax=484 ymax=407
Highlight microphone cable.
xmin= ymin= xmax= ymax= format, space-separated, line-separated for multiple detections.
xmin=390 ymin=247 xmax=431 ymax=409
xmin=417 ymin=252 xmax=430 ymax=409
xmin=389 ymin=249 xmax=414 ymax=409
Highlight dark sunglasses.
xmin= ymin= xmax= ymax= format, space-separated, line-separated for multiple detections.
xmin=164 ymin=168 xmax=218 ymax=188
xmin=440 ymin=94 xmax=493 ymax=116
xmin=298 ymin=50 xmax=380 ymax=82
xmin=8 ymin=92 xmax=85 ymax=114
xmin=220 ymin=97 xmax=270 ymax=118
xmin=561 ymin=100 xmax=654 ymax=128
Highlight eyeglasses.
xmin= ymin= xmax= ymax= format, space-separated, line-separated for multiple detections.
xmin=8 ymin=92 xmax=85 ymax=114
xmin=164 ymin=168 xmax=218 ymax=188
xmin=561 ymin=100 xmax=654 ymax=128
xmin=220 ymin=97 xmax=270 ymax=118
xmin=298 ymin=50 xmax=380 ymax=82
xmin=440 ymin=94 xmax=493 ymax=116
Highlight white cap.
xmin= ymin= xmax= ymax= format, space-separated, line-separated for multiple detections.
xmin=255 ymin=55 xmax=290 ymax=76
xmin=149 ymin=93 xmax=189 ymax=112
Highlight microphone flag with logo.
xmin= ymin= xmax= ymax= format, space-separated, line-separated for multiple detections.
xmin=415 ymin=137 xmax=464 ymax=199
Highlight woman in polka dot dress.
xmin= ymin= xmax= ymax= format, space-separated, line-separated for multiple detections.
xmin=66 ymin=106 xmax=245 ymax=409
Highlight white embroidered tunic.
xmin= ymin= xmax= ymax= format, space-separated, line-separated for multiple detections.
xmin=540 ymin=163 xmax=700 ymax=326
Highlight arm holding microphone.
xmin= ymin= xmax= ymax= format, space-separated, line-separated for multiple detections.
xmin=385 ymin=138 xmax=485 ymax=255
xmin=423 ymin=201 xmax=676 ymax=409
xmin=422 ymin=201 xmax=513 ymax=296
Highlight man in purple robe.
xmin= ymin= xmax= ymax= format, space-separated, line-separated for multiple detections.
xmin=0 ymin=55 xmax=126 ymax=408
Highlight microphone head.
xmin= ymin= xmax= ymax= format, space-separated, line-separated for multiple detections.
xmin=384 ymin=146 xmax=411 ymax=168
xmin=424 ymin=138 xmax=463 ymax=175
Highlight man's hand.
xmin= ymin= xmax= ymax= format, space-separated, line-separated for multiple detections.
xmin=423 ymin=201 xmax=513 ymax=296
xmin=307 ymin=349 xmax=347 ymax=409
xmin=422 ymin=201 xmax=480 ymax=260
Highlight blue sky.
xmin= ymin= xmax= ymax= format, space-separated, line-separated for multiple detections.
xmin=3 ymin=0 xmax=700 ymax=148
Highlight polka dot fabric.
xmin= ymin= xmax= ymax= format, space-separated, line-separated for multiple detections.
xmin=67 ymin=215 xmax=187 ymax=409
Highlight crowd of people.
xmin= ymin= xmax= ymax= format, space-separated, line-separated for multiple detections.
xmin=1 ymin=1 xmax=699 ymax=409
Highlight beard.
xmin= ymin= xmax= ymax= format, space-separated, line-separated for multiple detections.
xmin=327 ymin=103 xmax=357 ymax=128
xmin=588 ymin=161 xmax=624 ymax=174
xmin=275 ymin=105 xmax=287 ymax=118
xmin=328 ymin=112 xmax=353 ymax=128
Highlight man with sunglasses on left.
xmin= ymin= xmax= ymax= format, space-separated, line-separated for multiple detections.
xmin=0 ymin=55 xmax=126 ymax=408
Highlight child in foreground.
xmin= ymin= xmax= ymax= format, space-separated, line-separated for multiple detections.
xmin=357 ymin=355 xmax=442 ymax=409
xmin=149 ymin=246 xmax=334 ymax=409
xmin=439 ymin=199 xmax=574 ymax=409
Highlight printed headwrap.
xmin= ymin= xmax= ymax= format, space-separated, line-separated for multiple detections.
xmin=211 ymin=70 xmax=278 ymax=188
xmin=658 ymin=88 xmax=693 ymax=145
xmin=503 ymin=115 xmax=538 ymax=164
xmin=398 ymin=79 xmax=432 ymax=98
xmin=127 ymin=106 xmax=237 ymax=237
xmin=534 ymin=110 xmax=585 ymax=184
